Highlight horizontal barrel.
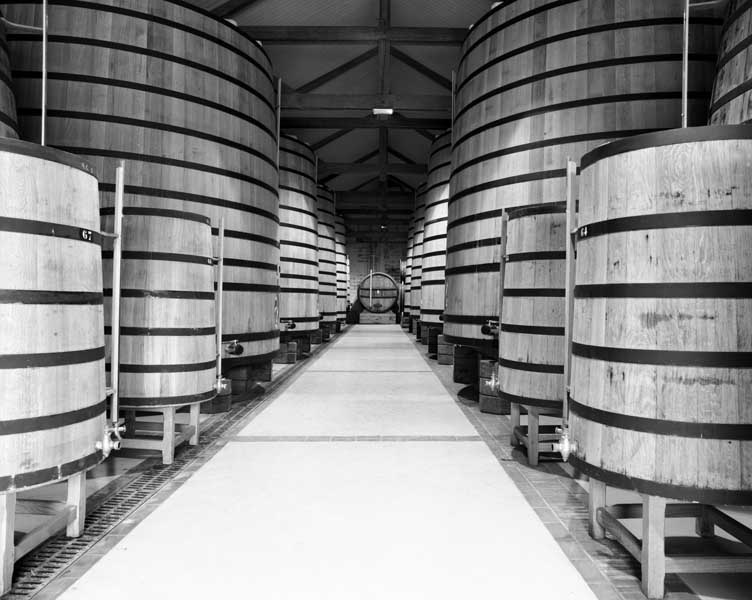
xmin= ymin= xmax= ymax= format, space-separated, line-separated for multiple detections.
xmin=335 ymin=213 xmax=348 ymax=322
xmin=409 ymin=184 xmax=426 ymax=320
xmin=4 ymin=0 xmax=280 ymax=368
xmin=499 ymin=203 xmax=566 ymax=412
xmin=0 ymin=14 xmax=17 ymax=138
xmin=710 ymin=0 xmax=752 ymax=124
xmin=420 ymin=130 xmax=451 ymax=329
xmin=279 ymin=135 xmax=319 ymax=337
xmin=445 ymin=0 xmax=722 ymax=354
xmin=102 ymin=208 xmax=216 ymax=408
xmin=0 ymin=139 xmax=104 ymax=492
xmin=317 ymin=185 xmax=337 ymax=325
xmin=570 ymin=125 xmax=752 ymax=505
xmin=359 ymin=272 xmax=399 ymax=314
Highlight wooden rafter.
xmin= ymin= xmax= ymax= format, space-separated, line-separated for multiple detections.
xmin=389 ymin=175 xmax=416 ymax=192
xmin=296 ymin=47 xmax=378 ymax=93
xmin=240 ymin=26 xmax=466 ymax=45
xmin=320 ymin=148 xmax=380 ymax=184
xmin=387 ymin=146 xmax=416 ymax=164
xmin=281 ymin=92 xmax=450 ymax=112
xmin=349 ymin=176 xmax=380 ymax=192
xmin=390 ymin=47 xmax=452 ymax=90
xmin=282 ymin=116 xmax=449 ymax=130
xmin=311 ymin=129 xmax=353 ymax=151
xmin=318 ymin=162 xmax=426 ymax=176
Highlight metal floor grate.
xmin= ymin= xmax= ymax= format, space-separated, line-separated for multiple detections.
xmin=5 ymin=396 xmax=266 ymax=599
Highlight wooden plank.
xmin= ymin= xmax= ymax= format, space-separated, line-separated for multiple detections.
xmin=589 ymin=479 xmax=607 ymax=539
xmin=15 ymin=506 xmax=74 ymax=560
xmin=607 ymin=503 xmax=701 ymax=520
xmin=598 ymin=507 xmax=642 ymax=561
xmin=665 ymin=556 xmax=752 ymax=573
xmin=65 ymin=471 xmax=86 ymax=537
xmin=311 ymin=129 xmax=353 ymax=151
xmin=1 ymin=493 xmax=15 ymax=595
xmin=318 ymin=162 xmax=426 ymax=176
xmin=282 ymin=93 xmax=450 ymax=112
xmin=296 ymin=48 xmax=378 ymax=94
xmin=336 ymin=191 xmax=413 ymax=204
xmin=282 ymin=116 xmax=450 ymax=130
xmin=15 ymin=499 xmax=67 ymax=516
xmin=707 ymin=506 xmax=752 ymax=548
xmin=240 ymin=26 xmax=467 ymax=45
xmin=641 ymin=494 xmax=667 ymax=600
xmin=390 ymin=47 xmax=452 ymax=90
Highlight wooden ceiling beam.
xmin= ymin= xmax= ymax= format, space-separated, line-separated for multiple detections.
xmin=320 ymin=148 xmax=380 ymax=184
xmin=387 ymin=146 xmax=417 ymax=164
xmin=319 ymin=162 xmax=425 ymax=176
xmin=282 ymin=116 xmax=449 ymax=130
xmin=296 ymin=47 xmax=378 ymax=93
xmin=281 ymin=93 xmax=450 ymax=112
xmin=336 ymin=191 xmax=413 ymax=203
xmin=390 ymin=47 xmax=452 ymax=90
xmin=240 ymin=26 xmax=467 ymax=45
xmin=310 ymin=129 xmax=353 ymax=151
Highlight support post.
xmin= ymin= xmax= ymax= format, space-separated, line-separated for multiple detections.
xmin=65 ymin=471 xmax=86 ymax=537
xmin=563 ymin=160 xmax=578 ymax=426
xmin=588 ymin=479 xmax=607 ymax=539
xmin=510 ymin=403 xmax=521 ymax=446
xmin=641 ymin=494 xmax=667 ymax=600
xmin=528 ymin=409 xmax=540 ymax=467
xmin=162 ymin=409 xmax=176 ymax=465
xmin=0 ymin=493 xmax=15 ymax=595
xmin=189 ymin=403 xmax=201 ymax=446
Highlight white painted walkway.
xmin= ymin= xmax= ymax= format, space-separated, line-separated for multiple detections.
xmin=61 ymin=325 xmax=597 ymax=600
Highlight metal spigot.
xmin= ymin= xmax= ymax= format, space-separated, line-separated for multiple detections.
xmin=481 ymin=319 xmax=499 ymax=336
xmin=489 ymin=369 xmax=500 ymax=393
xmin=96 ymin=420 xmax=125 ymax=458
xmin=553 ymin=426 xmax=577 ymax=461
xmin=216 ymin=376 xmax=231 ymax=396
xmin=224 ymin=339 xmax=244 ymax=355
xmin=281 ymin=319 xmax=296 ymax=330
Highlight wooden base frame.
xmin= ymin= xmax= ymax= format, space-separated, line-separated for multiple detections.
xmin=121 ymin=404 xmax=201 ymax=465
xmin=589 ymin=480 xmax=752 ymax=599
xmin=510 ymin=404 xmax=562 ymax=466
xmin=1 ymin=471 xmax=87 ymax=594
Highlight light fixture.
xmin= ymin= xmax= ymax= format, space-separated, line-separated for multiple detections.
xmin=372 ymin=107 xmax=394 ymax=116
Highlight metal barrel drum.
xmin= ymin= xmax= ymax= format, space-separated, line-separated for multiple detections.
xmin=710 ymin=0 xmax=752 ymax=124
xmin=4 ymin=0 xmax=280 ymax=368
xmin=317 ymin=185 xmax=337 ymax=330
xmin=0 ymin=139 xmax=105 ymax=492
xmin=569 ymin=125 xmax=752 ymax=505
xmin=0 ymin=13 xmax=17 ymax=139
xmin=445 ymin=0 xmax=722 ymax=356
xmin=101 ymin=208 xmax=216 ymax=408
xmin=278 ymin=135 xmax=319 ymax=339
xmin=420 ymin=130 xmax=451 ymax=332
xmin=409 ymin=183 xmax=426 ymax=328
xmin=499 ymin=203 xmax=567 ymax=414
xmin=335 ymin=213 xmax=348 ymax=323
xmin=358 ymin=273 xmax=399 ymax=314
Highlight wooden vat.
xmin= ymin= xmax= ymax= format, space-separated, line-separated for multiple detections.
xmin=570 ymin=125 xmax=752 ymax=504
xmin=317 ymin=185 xmax=337 ymax=328
xmin=358 ymin=272 xmax=399 ymax=314
xmin=4 ymin=0 xmax=280 ymax=368
xmin=403 ymin=221 xmax=414 ymax=322
xmin=0 ymin=139 xmax=104 ymax=492
xmin=445 ymin=0 xmax=722 ymax=355
xmin=278 ymin=135 xmax=319 ymax=338
xmin=420 ymin=130 xmax=451 ymax=331
xmin=409 ymin=183 xmax=427 ymax=325
xmin=710 ymin=0 xmax=752 ymax=124
xmin=101 ymin=208 xmax=215 ymax=408
xmin=0 ymin=13 xmax=17 ymax=139
xmin=335 ymin=213 xmax=348 ymax=322
xmin=499 ymin=203 xmax=567 ymax=414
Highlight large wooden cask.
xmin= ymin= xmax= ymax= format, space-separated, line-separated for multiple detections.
xmin=358 ymin=273 xmax=399 ymax=314
xmin=0 ymin=14 xmax=17 ymax=138
xmin=420 ymin=130 xmax=451 ymax=331
xmin=404 ymin=222 xmax=414 ymax=320
xmin=569 ymin=125 xmax=752 ymax=504
xmin=335 ymin=213 xmax=348 ymax=322
xmin=409 ymin=183 xmax=427 ymax=324
xmin=444 ymin=0 xmax=722 ymax=356
xmin=4 ymin=0 xmax=280 ymax=368
xmin=316 ymin=185 xmax=337 ymax=329
xmin=710 ymin=0 xmax=752 ymax=124
xmin=0 ymin=139 xmax=104 ymax=492
xmin=499 ymin=203 xmax=566 ymax=413
xmin=101 ymin=208 xmax=216 ymax=408
xmin=278 ymin=135 xmax=319 ymax=338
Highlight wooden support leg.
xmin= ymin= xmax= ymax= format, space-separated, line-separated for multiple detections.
xmin=162 ymin=408 xmax=176 ymax=465
xmin=189 ymin=403 xmax=200 ymax=446
xmin=65 ymin=471 xmax=87 ymax=538
xmin=125 ymin=410 xmax=137 ymax=438
xmin=528 ymin=408 xmax=540 ymax=467
xmin=588 ymin=478 xmax=607 ymax=539
xmin=1 ymin=492 xmax=15 ymax=595
xmin=641 ymin=494 xmax=667 ymax=600
xmin=510 ymin=403 xmax=520 ymax=446
xmin=695 ymin=505 xmax=714 ymax=538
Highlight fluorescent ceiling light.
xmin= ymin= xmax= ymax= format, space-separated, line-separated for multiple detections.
xmin=372 ymin=107 xmax=394 ymax=116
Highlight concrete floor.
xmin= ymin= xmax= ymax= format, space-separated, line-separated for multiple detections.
xmin=55 ymin=325 xmax=598 ymax=600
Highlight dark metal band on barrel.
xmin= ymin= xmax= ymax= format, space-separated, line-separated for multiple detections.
xmin=506 ymin=201 xmax=566 ymax=219
xmin=279 ymin=204 xmax=317 ymax=219
xmin=102 ymin=251 xmax=213 ymax=265
xmin=572 ymin=342 xmax=752 ymax=368
xmin=445 ymin=263 xmax=500 ymax=275
xmin=223 ymin=330 xmax=280 ymax=342
xmin=110 ymin=359 xmax=216 ymax=373
xmin=105 ymin=289 xmax=214 ymax=300
xmin=100 ymin=205 xmax=212 ymax=225
xmin=569 ymin=398 xmax=752 ymax=440
xmin=279 ymin=185 xmax=317 ymax=201
xmin=0 ymin=450 xmax=102 ymax=494
xmin=499 ymin=357 xmax=564 ymax=374
xmin=0 ymin=346 xmax=105 ymax=369
xmin=504 ymin=288 xmax=565 ymax=297
xmin=281 ymin=257 xmax=318 ymax=267
xmin=574 ymin=282 xmax=752 ymax=298
xmin=568 ymin=455 xmax=752 ymax=505
xmin=104 ymin=326 xmax=215 ymax=336
xmin=119 ymin=389 xmax=217 ymax=408
xmin=506 ymin=251 xmax=565 ymax=262
xmin=446 ymin=237 xmax=500 ymax=254
xmin=0 ymin=136 xmax=94 ymax=173
xmin=0 ymin=400 xmax=106 ymax=436
xmin=0 ymin=290 xmax=104 ymax=305
xmin=0 ymin=216 xmax=102 ymax=245
xmin=501 ymin=323 xmax=565 ymax=336
xmin=499 ymin=390 xmax=562 ymax=410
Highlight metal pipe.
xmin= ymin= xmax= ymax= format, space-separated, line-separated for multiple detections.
xmin=0 ymin=17 xmax=42 ymax=32
xmin=215 ymin=218 xmax=225 ymax=383
xmin=109 ymin=161 xmax=125 ymax=425
xmin=41 ymin=0 xmax=48 ymax=145
xmin=275 ymin=78 xmax=282 ymax=170
xmin=682 ymin=0 xmax=691 ymax=128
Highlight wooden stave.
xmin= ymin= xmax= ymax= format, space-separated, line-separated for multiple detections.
xmin=0 ymin=13 xmax=17 ymax=138
xmin=570 ymin=125 xmax=752 ymax=505
xmin=317 ymin=185 xmax=337 ymax=324
xmin=279 ymin=135 xmax=319 ymax=336
xmin=444 ymin=0 xmax=722 ymax=352
xmin=420 ymin=130 xmax=451 ymax=329
xmin=499 ymin=203 xmax=566 ymax=412
xmin=404 ymin=221 xmax=414 ymax=317
xmin=335 ymin=213 xmax=348 ymax=322
xmin=0 ymin=139 xmax=105 ymax=492
xmin=358 ymin=272 xmax=399 ymax=314
xmin=101 ymin=208 xmax=216 ymax=408
xmin=709 ymin=0 xmax=752 ymax=124
xmin=3 ymin=0 xmax=280 ymax=367
xmin=409 ymin=183 xmax=427 ymax=317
